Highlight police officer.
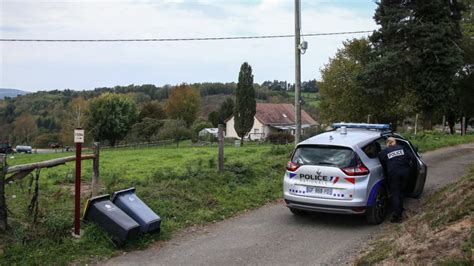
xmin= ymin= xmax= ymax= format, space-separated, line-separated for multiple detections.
xmin=378 ymin=137 xmax=415 ymax=223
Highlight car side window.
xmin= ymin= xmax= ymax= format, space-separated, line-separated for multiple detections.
xmin=362 ymin=141 xmax=380 ymax=159
xmin=376 ymin=138 xmax=388 ymax=150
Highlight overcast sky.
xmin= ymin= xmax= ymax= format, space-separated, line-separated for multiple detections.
xmin=0 ymin=0 xmax=377 ymax=92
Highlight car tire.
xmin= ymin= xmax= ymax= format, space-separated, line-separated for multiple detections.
xmin=289 ymin=207 xmax=306 ymax=216
xmin=366 ymin=186 xmax=388 ymax=225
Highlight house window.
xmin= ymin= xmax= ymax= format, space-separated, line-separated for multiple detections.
xmin=254 ymin=128 xmax=259 ymax=133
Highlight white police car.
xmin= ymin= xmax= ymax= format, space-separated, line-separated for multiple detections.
xmin=283 ymin=123 xmax=427 ymax=224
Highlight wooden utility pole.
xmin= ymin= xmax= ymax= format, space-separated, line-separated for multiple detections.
xmin=0 ymin=154 xmax=7 ymax=232
xmin=218 ymin=124 xmax=224 ymax=172
xmin=294 ymin=0 xmax=302 ymax=145
xmin=91 ymin=142 xmax=100 ymax=196
xmin=462 ymin=117 xmax=466 ymax=136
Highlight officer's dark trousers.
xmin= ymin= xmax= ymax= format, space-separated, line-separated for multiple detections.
xmin=389 ymin=172 xmax=409 ymax=218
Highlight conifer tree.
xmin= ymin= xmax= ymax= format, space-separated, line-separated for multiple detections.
xmin=364 ymin=0 xmax=464 ymax=129
xmin=234 ymin=62 xmax=256 ymax=145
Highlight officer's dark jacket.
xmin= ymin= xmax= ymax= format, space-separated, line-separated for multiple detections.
xmin=378 ymin=144 xmax=415 ymax=178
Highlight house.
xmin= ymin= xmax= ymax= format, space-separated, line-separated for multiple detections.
xmin=225 ymin=103 xmax=318 ymax=140
xmin=198 ymin=128 xmax=219 ymax=140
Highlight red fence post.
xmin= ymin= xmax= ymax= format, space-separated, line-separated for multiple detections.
xmin=73 ymin=128 xmax=84 ymax=237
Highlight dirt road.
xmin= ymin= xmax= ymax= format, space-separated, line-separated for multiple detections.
xmin=105 ymin=143 xmax=474 ymax=266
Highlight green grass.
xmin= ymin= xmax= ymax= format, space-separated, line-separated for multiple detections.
xmin=0 ymin=144 xmax=293 ymax=265
xmin=1 ymin=133 xmax=473 ymax=265
xmin=405 ymin=131 xmax=474 ymax=152
xmin=287 ymin=91 xmax=320 ymax=108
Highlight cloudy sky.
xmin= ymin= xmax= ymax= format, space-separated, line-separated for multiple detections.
xmin=0 ymin=0 xmax=377 ymax=92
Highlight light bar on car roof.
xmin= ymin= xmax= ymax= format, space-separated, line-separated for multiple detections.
xmin=332 ymin=123 xmax=390 ymax=130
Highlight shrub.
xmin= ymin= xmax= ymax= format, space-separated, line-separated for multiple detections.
xmin=266 ymin=132 xmax=295 ymax=144
xmin=267 ymin=145 xmax=293 ymax=156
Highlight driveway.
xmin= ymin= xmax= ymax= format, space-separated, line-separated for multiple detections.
xmin=105 ymin=143 xmax=474 ymax=266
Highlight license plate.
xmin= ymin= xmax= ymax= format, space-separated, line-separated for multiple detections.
xmin=306 ymin=186 xmax=332 ymax=195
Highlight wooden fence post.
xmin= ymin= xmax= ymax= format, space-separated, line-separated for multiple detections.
xmin=442 ymin=115 xmax=446 ymax=133
xmin=414 ymin=113 xmax=419 ymax=136
xmin=462 ymin=117 xmax=466 ymax=136
xmin=218 ymin=124 xmax=224 ymax=172
xmin=0 ymin=154 xmax=7 ymax=232
xmin=91 ymin=142 xmax=100 ymax=197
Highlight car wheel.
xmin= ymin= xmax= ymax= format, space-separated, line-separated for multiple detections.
xmin=289 ymin=207 xmax=306 ymax=216
xmin=366 ymin=186 xmax=387 ymax=225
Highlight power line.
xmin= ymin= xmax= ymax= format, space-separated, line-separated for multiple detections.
xmin=0 ymin=30 xmax=373 ymax=42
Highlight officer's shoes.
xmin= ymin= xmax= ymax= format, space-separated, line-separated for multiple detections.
xmin=390 ymin=216 xmax=403 ymax=223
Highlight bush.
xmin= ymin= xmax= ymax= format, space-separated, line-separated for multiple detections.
xmin=267 ymin=145 xmax=293 ymax=156
xmin=266 ymin=132 xmax=295 ymax=144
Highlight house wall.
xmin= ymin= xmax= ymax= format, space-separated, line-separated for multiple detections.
xmin=225 ymin=116 xmax=266 ymax=140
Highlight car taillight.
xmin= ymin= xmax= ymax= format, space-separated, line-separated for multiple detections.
xmin=286 ymin=161 xmax=300 ymax=171
xmin=341 ymin=157 xmax=370 ymax=176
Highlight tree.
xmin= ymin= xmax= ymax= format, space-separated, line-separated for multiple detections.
xmin=13 ymin=113 xmax=38 ymax=144
xmin=319 ymin=38 xmax=374 ymax=123
xmin=139 ymin=101 xmax=166 ymax=121
xmin=59 ymin=97 xmax=88 ymax=145
xmin=234 ymin=62 xmax=256 ymax=145
xmin=449 ymin=0 xmax=474 ymax=133
xmin=158 ymin=119 xmax=190 ymax=147
xmin=218 ymin=97 xmax=234 ymax=123
xmin=129 ymin=118 xmax=164 ymax=143
xmin=87 ymin=93 xmax=138 ymax=146
xmin=368 ymin=0 xmax=464 ymax=129
xmin=165 ymin=84 xmax=201 ymax=127
xmin=302 ymin=79 xmax=318 ymax=92
xmin=208 ymin=97 xmax=235 ymax=127
xmin=208 ymin=111 xmax=220 ymax=127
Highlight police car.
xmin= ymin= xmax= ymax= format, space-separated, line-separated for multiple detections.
xmin=283 ymin=123 xmax=427 ymax=224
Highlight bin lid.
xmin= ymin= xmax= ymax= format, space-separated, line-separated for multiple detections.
xmin=111 ymin=187 xmax=136 ymax=202
xmin=83 ymin=194 xmax=111 ymax=219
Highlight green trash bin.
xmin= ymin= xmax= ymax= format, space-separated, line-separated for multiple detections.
xmin=83 ymin=194 xmax=140 ymax=246
xmin=111 ymin=188 xmax=161 ymax=233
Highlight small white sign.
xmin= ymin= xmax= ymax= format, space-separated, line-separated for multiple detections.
xmin=74 ymin=129 xmax=85 ymax=143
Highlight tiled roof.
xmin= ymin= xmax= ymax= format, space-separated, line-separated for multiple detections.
xmin=255 ymin=103 xmax=317 ymax=125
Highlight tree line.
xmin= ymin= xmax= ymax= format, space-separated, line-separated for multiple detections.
xmin=319 ymin=0 xmax=473 ymax=132
xmin=0 ymin=62 xmax=279 ymax=147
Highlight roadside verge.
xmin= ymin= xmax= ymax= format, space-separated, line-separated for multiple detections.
xmin=356 ymin=165 xmax=473 ymax=265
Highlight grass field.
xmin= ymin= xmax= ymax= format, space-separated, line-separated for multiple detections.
xmin=1 ymin=144 xmax=292 ymax=264
xmin=287 ymin=91 xmax=320 ymax=108
xmin=405 ymin=131 xmax=474 ymax=152
xmin=1 ymin=132 xmax=473 ymax=264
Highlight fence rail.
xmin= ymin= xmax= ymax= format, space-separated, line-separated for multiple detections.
xmin=0 ymin=143 xmax=101 ymax=232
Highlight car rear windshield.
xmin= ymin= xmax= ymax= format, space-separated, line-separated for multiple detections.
xmin=291 ymin=145 xmax=356 ymax=168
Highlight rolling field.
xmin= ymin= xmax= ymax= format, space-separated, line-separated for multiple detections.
xmin=1 ymin=144 xmax=292 ymax=264
xmin=1 ymin=132 xmax=473 ymax=264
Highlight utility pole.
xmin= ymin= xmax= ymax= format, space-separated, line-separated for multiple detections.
xmin=294 ymin=0 xmax=302 ymax=145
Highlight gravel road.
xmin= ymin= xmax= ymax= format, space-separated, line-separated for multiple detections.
xmin=105 ymin=143 xmax=474 ymax=266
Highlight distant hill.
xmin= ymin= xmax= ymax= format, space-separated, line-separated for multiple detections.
xmin=0 ymin=88 xmax=29 ymax=98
